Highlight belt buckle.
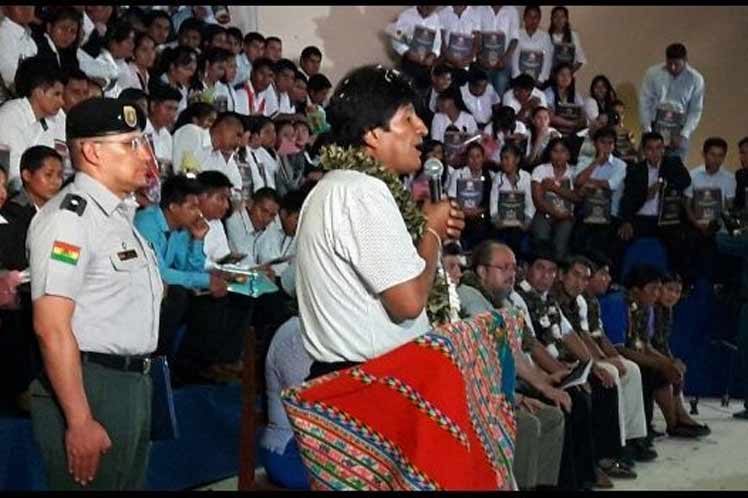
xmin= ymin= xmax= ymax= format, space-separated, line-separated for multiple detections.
xmin=142 ymin=357 xmax=151 ymax=375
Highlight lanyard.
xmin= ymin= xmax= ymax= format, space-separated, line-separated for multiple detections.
xmin=245 ymin=83 xmax=265 ymax=114
xmin=250 ymin=150 xmax=267 ymax=187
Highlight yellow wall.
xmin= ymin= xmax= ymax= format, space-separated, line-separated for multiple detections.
xmin=231 ymin=5 xmax=748 ymax=168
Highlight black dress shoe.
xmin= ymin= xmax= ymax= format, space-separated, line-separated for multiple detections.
xmin=633 ymin=445 xmax=658 ymax=462
xmin=667 ymin=424 xmax=702 ymax=439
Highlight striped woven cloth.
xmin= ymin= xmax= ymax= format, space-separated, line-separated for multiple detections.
xmin=281 ymin=310 xmax=523 ymax=490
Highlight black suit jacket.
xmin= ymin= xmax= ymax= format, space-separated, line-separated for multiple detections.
xmin=619 ymin=155 xmax=692 ymax=223
xmin=0 ymin=191 xmax=37 ymax=271
xmin=734 ymin=168 xmax=748 ymax=211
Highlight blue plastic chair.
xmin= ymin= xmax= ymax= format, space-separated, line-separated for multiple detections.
xmin=598 ymin=290 xmax=628 ymax=346
xmin=620 ymin=237 xmax=669 ymax=283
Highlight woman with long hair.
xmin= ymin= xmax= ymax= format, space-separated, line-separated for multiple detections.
xmin=157 ymin=46 xmax=199 ymax=114
xmin=584 ymin=74 xmax=618 ymax=123
xmin=490 ymin=143 xmax=535 ymax=257
xmin=548 ymin=6 xmax=587 ymax=74
xmin=527 ymin=106 xmax=561 ymax=170
xmin=119 ymin=32 xmax=156 ymax=93
xmin=544 ymin=62 xmax=588 ymax=136
xmin=448 ymin=141 xmax=495 ymax=250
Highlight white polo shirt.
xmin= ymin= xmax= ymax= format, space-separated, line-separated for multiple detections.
xmin=296 ymin=169 xmax=430 ymax=363
xmin=391 ymin=6 xmax=443 ymax=58
xmin=511 ymin=28 xmax=554 ymax=84
xmin=460 ymin=82 xmax=500 ymax=126
xmin=430 ymin=111 xmax=478 ymax=143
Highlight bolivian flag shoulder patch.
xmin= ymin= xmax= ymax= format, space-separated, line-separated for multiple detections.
xmin=51 ymin=241 xmax=81 ymax=266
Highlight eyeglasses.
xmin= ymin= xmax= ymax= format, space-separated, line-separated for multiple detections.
xmin=482 ymin=263 xmax=518 ymax=273
xmin=88 ymin=135 xmax=149 ymax=151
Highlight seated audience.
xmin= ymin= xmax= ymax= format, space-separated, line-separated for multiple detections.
xmin=264 ymin=36 xmax=283 ymax=63
xmin=490 ymin=143 xmax=534 ymax=257
xmin=391 ymin=5 xmax=442 ymax=90
xmin=61 ymin=69 xmax=90 ymax=114
xmin=119 ymin=32 xmax=156 ymax=92
xmin=0 ymin=57 xmax=66 ymax=192
xmin=256 ymin=189 xmax=306 ymax=278
xmin=503 ymin=73 xmax=548 ymax=126
xmin=195 ymin=170 xmax=233 ymax=269
xmin=171 ymin=102 xmax=218 ymax=173
xmin=0 ymin=6 xmax=38 ymax=97
xmin=238 ymin=115 xmax=279 ymax=192
xmin=189 ymin=47 xmax=231 ymax=110
xmin=544 ymin=62 xmax=588 ymax=137
xmin=235 ymin=57 xmax=278 ymax=117
xmin=430 ymin=86 xmax=478 ymax=142
xmin=32 ymin=6 xmax=82 ymax=73
xmin=298 ymin=45 xmax=322 ymax=79
xmin=235 ymin=31 xmax=265 ymax=86
xmin=157 ymin=46 xmax=199 ymax=114
xmin=548 ymin=6 xmax=587 ymax=74
xmin=144 ymin=84 xmax=181 ymax=172
xmin=512 ymin=6 xmax=553 ymax=87
xmin=145 ymin=9 xmax=172 ymax=50
xmin=483 ymin=105 xmax=530 ymax=163
xmin=225 ymin=187 xmax=281 ymax=268
xmin=527 ymin=106 xmax=561 ymax=169
xmin=530 ymin=137 xmax=580 ymax=261
xmin=416 ymin=63 xmax=453 ymax=129
xmin=273 ymin=58 xmax=298 ymax=115
xmin=289 ymin=71 xmax=308 ymax=115
xmin=460 ymin=64 xmax=500 ymax=129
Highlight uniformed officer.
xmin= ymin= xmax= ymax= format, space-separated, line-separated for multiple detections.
xmin=27 ymin=97 xmax=164 ymax=490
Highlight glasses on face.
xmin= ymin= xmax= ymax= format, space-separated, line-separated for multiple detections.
xmin=483 ymin=263 xmax=518 ymax=273
xmin=89 ymin=135 xmax=148 ymax=151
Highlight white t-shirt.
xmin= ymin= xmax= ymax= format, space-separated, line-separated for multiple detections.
xmin=685 ymin=165 xmax=736 ymax=202
xmin=531 ymin=162 xmax=575 ymax=212
xmin=478 ymin=6 xmax=520 ymax=47
xmin=501 ymin=87 xmax=548 ymax=115
xmin=203 ymin=218 xmax=231 ymax=270
xmin=391 ymin=6 xmax=443 ymax=58
xmin=430 ymin=111 xmax=478 ymax=142
xmin=296 ymin=170 xmax=430 ymax=363
xmin=511 ymin=29 xmax=554 ymax=84
xmin=460 ymin=82 xmax=500 ymax=126
xmin=490 ymin=170 xmax=535 ymax=224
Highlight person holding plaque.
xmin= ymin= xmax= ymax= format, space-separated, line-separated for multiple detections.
xmin=617 ymin=132 xmax=691 ymax=282
xmin=527 ymin=106 xmax=562 ymax=170
xmin=511 ymin=6 xmax=554 ymax=87
xmin=502 ymin=73 xmax=549 ymax=126
xmin=544 ymin=62 xmax=589 ymax=137
xmin=390 ymin=6 xmax=442 ymax=90
xmin=476 ymin=5 xmax=520 ymax=97
xmin=490 ymin=143 xmax=534 ymax=257
xmin=530 ymin=137 xmax=580 ymax=262
xmin=447 ymin=142 xmax=494 ymax=249
xmin=459 ymin=64 xmax=501 ymax=129
xmin=438 ymin=5 xmax=481 ymax=76
xmin=573 ymin=127 xmax=626 ymax=256
xmin=583 ymin=75 xmax=618 ymax=124
xmin=483 ymin=105 xmax=531 ymax=164
xmin=548 ymin=7 xmax=587 ymax=74
xmin=683 ymin=137 xmax=736 ymax=285
xmin=429 ymin=86 xmax=478 ymax=143
xmin=638 ymin=43 xmax=705 ymax=162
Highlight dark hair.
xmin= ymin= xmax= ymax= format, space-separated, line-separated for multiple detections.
xmin=212 ymin=111 xmax=243 ymax=130
xmin=119 ymin=6 xmax=146 ymax=27
xmin=44 ymin=6 xmax=83 ymax=34
xmin=294 ymin=71 xmax=308 ymax=85
xmin=549 ymin=6 xmax=572 ymax=43
xmin=465 ymin=141 xmax=486 ymax=158
xmin=739 ymin=137 xmax=748 ymax=149
xmin=437 ymin=85 xmax=469 ymax=113
xmin=14 ymin=56 xmax=64 ymax=97
xmin=266 ymin=36 xmax=282 ymax=45
xmin=133 ymin=32 xmax=155 ymax=54
xmin=62 ymin=67 xmax=89 ymax=85
xmin=148 ymin=82 xmax=183 ymax=104
xmin=326 ymin=65 xmax=419 ymax=148
xmin=661 ymin=272 xmax=683 ymax=285
xmin=202 ymin=24 xmax=226 ymax=49
xmin=470 ymin=240 xmax=505 ymax=271
xmin=274 ymin=117 xmax=295 ymax=134
xmin=466 ymin=64 xmax=488 ymax=85
xmin=589 ymin=75 xmax=617 ymax=114
xmin=511 ymin=73 xmax=536 ymax=91
xmin=702 ymin=137 xmax=728 ymax=154
xmin=500 ymin=142 xmax=524 ymax=160
xmin=443 ymin=242 xmax=463 ymax=257
xmin=666 ymin=43 xmax=687 ymax=60
xmin=300 ymin=45 xmax=322 ymax=61
xmin=308 ymin=73 xmax=332 ymax=93
xmin=145 ymin=9 xmax=171 ymax=29
xmin=196 ymin=47 xmax=231 ymax=85
xmin=161 ymin=46 xmax=198 ymax=76
xmin=549 ymin=62 xmax=578 ymax=107
xmin=173 ymin=102 xmax=217 ymax=131
xmin=252 ymin=186 xmax=281 ymax=205
xmin=196 ymin=170 xmax=233 ymax=192
xmin=245 ymin=114 xmax=273 ymax=135
xmin=641 ymin=131 xmax=664 ymax=148
xmin=432 ymin=63 xmax=452 ymax=78
xmin=559 ymin=255 xmax=593 ymax=274
xmin=541 ymin=136 xmax=571 ymax=164
xmin=624 ymin=264 xmax=663 ymax=289
xmin=251 ymin=57 xmax=274 ymax=74
xmin=584 ymin=251 xmax=611 ymax=273
xmin=274 ymin=58 xmax=298 ymax=76
xmin=178 ymin=17 xmax=204 ymax=37
xmin=225 ymin=27 xmax=243 ymax=43
xmin=160 ymin=174 xmax=203 ymax=209
xmin=523 ymin=5 xmax=542 ymax=18
xmin=105 ymin=20 xmax=135 ymax=48
xmin=491 ymin=106 xmax=518 ymax=138
xmin=526 ymin=240 xmax=557 ymax=266
xmin=118 ymin=87 xmax=147 ymax=102
xmin=243 ymin=31 xmax=265 ymax=45
xmin=280 ymin=189 xmax=306 ymax=214
xmin=20 ymin=145 xmax=62 ymax=173
xmin=593 ymin=126 xmax=617 ymax=142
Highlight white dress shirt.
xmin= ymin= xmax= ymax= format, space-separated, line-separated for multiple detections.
xmin=638 ymin=163 xmax=662 ymax=216
xmin=0 ymin=17 xmax=37 ymax=90
xmin=213 ymin=81 xmax=237 ymax=112
xmin=245 ymin=146 xmax=278 ymax=191
xmin=296 ymin=170 xmax=430 ymax=363
xmin=203 ymin=218 xmax=231 ymax=270
xmin=144 ymin=119 xmax=173 ymax=165
xmin=430 ymin=111 xmax=478 ymax=142
xmin=235 ymin=80 xmax=278 ymax=117
xmin=478 ymin=5 xmax=520 ymax=47
xmin=255 ymin=224 xmax=295 ymax=275
xmin=576 ymin=153 xmax=627 ymax=217
xmin=119 ymin=62 xmax=149 ymax=92
xmin=685 ymin=165 xmax=736 ymax=204
xmin=233 ymin=52 xmax=252 ymax=87
xmin=512 ymin=29 xmax=554 ymax=84
xmin=501 ymin=87 xmax=548 ymax=115
xmin=172 ymin=123 xmax=211 ymax=175
xmin=439 ymin=6 xmax=481 ymax=68
xmin=225 ymin=206 xmax=263 ymax=267
xmin=194 ymin=147 xmax=243 ymax=191
xmin=391 ymin=6 xmax=443 ymax=58
xmin=490 ymin=170 xmax=535 ymax=224
xmin=550 ymin=31 xmax=587 ymax=67
xmin=0 ymin=98 xmax=66 ymax=191
xmin=460 ymin=82 xmax=500 ymax=126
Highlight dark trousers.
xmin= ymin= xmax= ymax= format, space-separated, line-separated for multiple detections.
xmin=589 ymin=376 xmax=623 ymax=461
xmin=156 ymin=285 xmax=191 ymax=361
xmin=639 ymin=364 xmax=669 ymax=428
xmin=554 ymin=386 xmax=596 ymax=490
xmin=30 ymin=363 xmax=152 ymax=490
xmin=0 ymin=293 xmax=40 ymax=400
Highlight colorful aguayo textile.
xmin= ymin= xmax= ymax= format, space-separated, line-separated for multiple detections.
xmin=281 ymin=310 xmax=523 ymax=490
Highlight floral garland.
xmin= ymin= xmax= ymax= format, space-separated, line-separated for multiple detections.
xmin=319 ymin=144 xmax=460 ymax=326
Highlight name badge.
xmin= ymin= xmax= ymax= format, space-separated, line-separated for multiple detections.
xmin=117 ymin=249 xmax=138 ymax=261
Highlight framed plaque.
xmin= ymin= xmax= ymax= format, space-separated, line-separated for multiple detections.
xmin=497 ymin=190 xmax=525 ymax=228
xmin=447 ymin=32 xmax=474 ymax=64
xmin=614 ymin=127 xmax=636 ymax=159
xmin=444 ymin=129 xmax=467 ymax=167
xmin=653 ymin=105 xmax=685 ymax=148
xmin=544 ymin=178 xmax=573 ymax=216
xmin=552 ymin=42 xmax=576 ymax=68
xmin=692 ymin=187 xmax=722 ymax=224
xmin=456 ymin=177 xmax=485 ymax=210
xmin=583 ymin=187 xmax=612 ymax=224
xmin=409 ymin=25 xmax=436 ymax=60
xmin=519 ymin=49 xmax=544 ymax=81
xmin=214 ymin=94 xmax=229 ymax=113
xmin=555 ymin=102 xmax=582 ymax=122
xmin=657 ymin=186 xmax=682 ymax=226
xmin=479 ymin=31 xmax=506 ymax=67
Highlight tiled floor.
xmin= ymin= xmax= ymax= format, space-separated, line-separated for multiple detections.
xmin=196 ymin=398 xmax=748 ymax=491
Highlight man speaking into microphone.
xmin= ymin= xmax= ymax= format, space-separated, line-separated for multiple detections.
xmin=294 ymin=64 xmax=464 ymax=379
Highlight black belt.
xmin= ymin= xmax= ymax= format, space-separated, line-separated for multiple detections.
xmin=81 ymin=352 xmax=152 ymax=374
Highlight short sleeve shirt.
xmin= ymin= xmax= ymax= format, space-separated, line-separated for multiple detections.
xmin=296 ymin=170 xmax=430 ymax=362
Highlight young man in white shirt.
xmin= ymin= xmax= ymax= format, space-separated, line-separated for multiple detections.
xmin=0 ymin=6 xmax=38 ymax=97
xmin=194 ymin=112 xmax=245 ymax=192
xmin=0 ymin=57 xmax=66 ymax=193
xmin=477 ymin=5 xmax=520 ymax=98
xmin=438 ymin=5 xmax=481 ymax=76
xmin=256 ymin=188 xmax=306 ymax=277
xmin=512 ymin=6 xmax=554 ymax=87
xmin=684 ymin=137 xmax=734 ymax=284
xmin=295 ymin=64 xmax=464 ymax=377
xmin=503 ymin=73 xmax=548 ymax=126
xmin=195 ymin=170 xmax=233 ymax=269
xmin=298 ymin=45 xmax=322 ymax=80
xmin=145 ymin=84 xmax=182 ymax=168
xmin=235 ymin=57 xmax=278 ymax=117
xmin=391 ymin=6 xmax=442 ymax=90
xmin=273 ymin=59 xmax=298 ymax=116
xmin=234 ymin=32 xmax=265 ymax=87
xmin=225 ymin=186 xmax=281 ymax=268
xmin=460 ymin=64 xmax=500 ymax=129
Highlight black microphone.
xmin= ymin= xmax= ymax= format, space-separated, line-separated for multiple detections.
xmin=423 ymin=157 xmax=444 ymax=203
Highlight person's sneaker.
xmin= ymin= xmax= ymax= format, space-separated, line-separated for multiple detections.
xmin=733 ymin=409 xmax=748 ymax=420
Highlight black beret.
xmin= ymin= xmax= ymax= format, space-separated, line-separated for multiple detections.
xmin=66 ymin=97 xmax=146 ymax=140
